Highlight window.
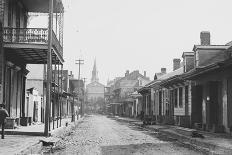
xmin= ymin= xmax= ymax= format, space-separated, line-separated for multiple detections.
xmin=139 ymin=80 xmax=142 ymax=86
xmin=8 ymin=0 xmax=13 ymax=27
xmin=195 ymin=51 xmax=199 ymax=67
xmin=185 ymin=86 xmax=189 ymax=115
xmin=174 ymin=89 xmax=178 ymax=108
xmin=179 ymin=87 xmax=183 ymax=108
xmin=159 ymin=91 xmax=162 ymax=115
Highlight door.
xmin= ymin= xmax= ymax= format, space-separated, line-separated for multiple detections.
xmin=33 ymin=101 xmax=38 ymax=122
xmin=191 ymin=85 xmax=203 ymax=126
xmin=208 ymin=81 xmax=221 ymax=127
xmin=159 ymin=91 xmax=162 ymax=116
xmin=227 ymin=78 xmax=232 ymax=128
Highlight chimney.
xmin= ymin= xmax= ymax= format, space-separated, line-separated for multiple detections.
xmin=182 ymin=52 xmax=194 ymax=72
xmin=173 ymin=58 xmax=181 ymax=71
xmin=144 ymin=71 xmax=146 ymax=77
xmin=125 ymin=70 xmax=129 ymax=77
xmin=161 ymin=68 xmax=166 ymax=74
xmin=69 ymin=71 xmax=74 ymax=78
xmin=200 ymin=31 xmax=210 ymax=45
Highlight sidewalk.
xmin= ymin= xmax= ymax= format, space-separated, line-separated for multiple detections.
xmin=0 ymin=115 xmax=83 ymax=155
xmin=3 ymin=116 xmax=77 ymax=136
xmin=115 ymin=116 xmax=232 ymax=154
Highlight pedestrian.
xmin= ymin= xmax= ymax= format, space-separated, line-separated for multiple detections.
xmin=0 ymin=104 xmax=9 ymax=139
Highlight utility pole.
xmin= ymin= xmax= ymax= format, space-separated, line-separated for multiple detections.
xmin=44 ymin=0 xmax=53 ymax=137
xmin=75 ymin=59 xmax=84 ymax=116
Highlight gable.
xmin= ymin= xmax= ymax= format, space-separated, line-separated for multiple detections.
xmin=87 ymin=81 xmax=105 ymax=88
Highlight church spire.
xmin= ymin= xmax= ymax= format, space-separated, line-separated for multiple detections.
xmin=91 ymin=58 xmax=99 ymax=82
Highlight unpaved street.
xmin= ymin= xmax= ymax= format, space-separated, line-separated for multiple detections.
xmin=50 ymin=115 xmax=203 ymax=155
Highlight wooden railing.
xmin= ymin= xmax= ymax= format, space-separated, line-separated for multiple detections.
xmin=3 ymin=27 xmax=63 ymax=56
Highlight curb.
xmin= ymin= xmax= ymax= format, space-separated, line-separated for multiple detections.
xmin=5 ymin=130 xmax=44 ymax=136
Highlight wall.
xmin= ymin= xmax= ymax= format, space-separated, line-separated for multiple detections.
xmin=26 ymin=79 xmax=44 ymax=95
xmin=27 ymin=64 xmax=44 ymax=80
xmin=3 ymin=0 xmax=28 ymax=28
xmin=86 ymin=82 xmax=104 ymax=102
xmin=196 ymin=49 xmax=226 ymax=67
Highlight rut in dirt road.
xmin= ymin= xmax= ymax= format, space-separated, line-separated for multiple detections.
xmin=50 ymin=115 xmax=204 ymax=155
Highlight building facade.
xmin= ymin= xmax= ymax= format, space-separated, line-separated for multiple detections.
xmin=0 ymin=0 xmax=64 ymax=129
xmin=110 ymin=70 xmax=150 ymax=117
xmin=86 ymin=59 xmax=105 ymax=113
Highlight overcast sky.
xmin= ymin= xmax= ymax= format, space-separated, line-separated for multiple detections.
xmin=60 ymin=0 xmax=232 ymax=85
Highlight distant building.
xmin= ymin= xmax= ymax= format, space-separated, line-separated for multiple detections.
xmin=110 ymin=70 xmax=151 ymax=117
xmin=86 ymin=59 xmax=105 ymax=112
xmin=26 ymin=65 xmax=73 ymax=123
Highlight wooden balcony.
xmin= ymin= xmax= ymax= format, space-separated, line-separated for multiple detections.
xmin=3 ymin=27 xmax=63 ymax=64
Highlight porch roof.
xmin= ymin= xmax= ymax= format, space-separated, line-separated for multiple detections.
xmin=4 ymin=45 xmax=63 ymax=64
xmin=160 ymin=75 xmax=184 ymax=87
xmin=21 ymin=0 xmax=64 ymax=13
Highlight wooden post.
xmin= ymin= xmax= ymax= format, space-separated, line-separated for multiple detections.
xmin=52 ymin=63 xmax=55 ymax=130
xmin=60 ymin=64 xmax=63 ymax=127
xmin=72 ymin=95 xmax=75 ymax=122
xmin=57 ymin=60 xmax=59 ymax=128
xmin=44 ymin=0 xmax=53 ymax=137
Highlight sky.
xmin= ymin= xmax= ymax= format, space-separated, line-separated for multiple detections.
xmin=59 ymin=0 xmax=232 ymax=85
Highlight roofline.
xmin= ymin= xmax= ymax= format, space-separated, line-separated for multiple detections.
xmin=182 ymin=52 xmax=194 ymax=58
xmin=193 ymin=45 xmax=230 ymax=51
xmin=183 ymin=63 xmax=219 ymax=80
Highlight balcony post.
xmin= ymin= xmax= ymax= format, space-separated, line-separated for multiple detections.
xmin=45 ymin=0 xmax=54 ymax=137
xmin=60 ymin=64 xmax=63 ymax=127
xmin=0 ymin=22 xmax=3 ymax=104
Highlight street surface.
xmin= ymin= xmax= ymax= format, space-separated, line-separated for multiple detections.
xmin=48 ymin=115 xmax=204 ymax=155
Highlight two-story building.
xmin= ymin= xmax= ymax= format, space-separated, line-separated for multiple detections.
xmin=110 ymin=70 xmax=150 ymax=117
xmin=0 ymin=0 xmax=64 ymax=129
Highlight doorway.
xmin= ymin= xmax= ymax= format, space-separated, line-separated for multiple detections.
xmin=191 ymin=85 xmax=203 ymax=126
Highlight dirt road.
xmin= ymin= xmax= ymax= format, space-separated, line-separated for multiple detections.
xmin=48 ymin=115 xmax=204 ymax=155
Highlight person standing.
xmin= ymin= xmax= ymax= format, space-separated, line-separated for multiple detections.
xmin=0 ymin=104 xmax=9 ymax=139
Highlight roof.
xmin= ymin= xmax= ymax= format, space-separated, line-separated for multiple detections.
xmin=113 ymin=70 xmax=150 ymax=90
xmin=183 ymin=58 xmax=232 ymax=80
xmin=138 ymin=67 xmax=184 ymax=92
xmin=182 ymin=52 xmax=194 ymax=58
xmin=158 ymin=67 xmax=184 ymax=80
xmin=119 ymin=80 xmax=138 ymax=88
xmin=226 ymin=41 xmax=232 ymax=46
xmin=21 ymin=0 xmax=63 ymax=13
xmin=193 ymin=45 xmax=230 ymax=51
xmin=154 ymin=72 xmax=165 ymax=80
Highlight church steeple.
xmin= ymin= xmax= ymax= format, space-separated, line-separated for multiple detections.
xmin=91 ymin=58 xmax=99 ymax=82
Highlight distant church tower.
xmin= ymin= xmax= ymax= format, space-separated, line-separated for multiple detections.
xmin=91 ymin=59 xmax=99 ymax=82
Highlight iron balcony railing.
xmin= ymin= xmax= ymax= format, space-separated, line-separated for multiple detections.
xmin=3 ymin=27 xmax=63 ymax=56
